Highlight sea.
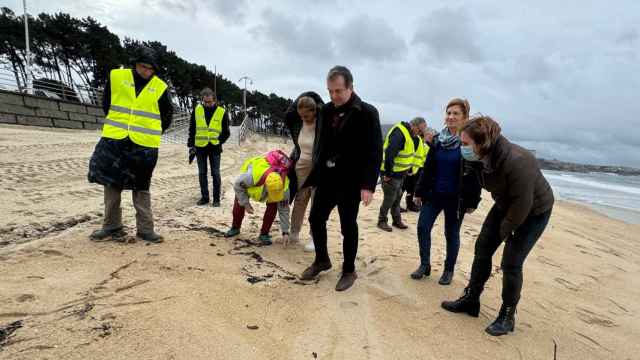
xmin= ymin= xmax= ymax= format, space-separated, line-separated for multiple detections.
xmin=543 ymin=170 xmax=640 ymax=224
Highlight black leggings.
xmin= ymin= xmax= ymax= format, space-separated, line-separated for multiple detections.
xmin=469 ymin=204 xmax=552 ymax=306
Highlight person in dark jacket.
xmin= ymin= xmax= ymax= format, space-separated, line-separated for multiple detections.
xmin=441 ymin=115 xmax=554 ymax=337
xmin=187 ymin=88 xmax=231 ymax=207
xmin=88 ymin=47 xmax=173 ymax=243
xmin=377 ymin=117 xmax=426 ymax=232
xmin=284 ymin=92 xmax=324 ymax=251
xmin=413 ymin=98 xmax=481 ymax=285
xmin=299 ymin=65 xmax=383 ymax=292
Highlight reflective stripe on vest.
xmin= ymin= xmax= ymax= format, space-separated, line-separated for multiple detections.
xmin=240 ymin=156 xmax=290 ymax=203
xmin=102 ymin=69 xmax=168 ymax=148
xmin=194 ymin=104 xmax=225 ymax=147
xmin=411 ymin=141 xmax=430 ymax=175
xmin=381 ymin=123 xmax=416 ymax=173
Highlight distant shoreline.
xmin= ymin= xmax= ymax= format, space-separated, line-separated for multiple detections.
xmin=537 ymin=158 xmax=640 ymax=176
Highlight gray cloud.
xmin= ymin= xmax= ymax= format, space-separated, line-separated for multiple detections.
xmin=143 ymin=0 xmax=247 ymax=24
xmin=210 ymin=0 xmax=249 ymax=24
xmin=251 ymin=10 xmax=407 ymax=64
xmin=250 ymin=8 xmax=335 ymax=59
xmin=335 ymin=15 xmax=408 ymax=62
xmin=412 ymin=7 xmax=484 ymax=63
xmin=616 ymin=28 xmax=638 ymax=45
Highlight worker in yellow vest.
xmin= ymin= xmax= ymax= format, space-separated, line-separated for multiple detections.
xmin=188 ymin=87 xmax=230 ymax=207
xmin=225 ymin=152 xmax=291 ymax=245
xmin=401 ymin=130 xmax=432 ymax=213
xmin=88 ymin=47 xmax=173 ymax=243
xmin=378 ymin=117 xmax=426 ymax=232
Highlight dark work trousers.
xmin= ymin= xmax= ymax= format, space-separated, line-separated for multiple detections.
xmin=196 ymin=147 xmax=221 ymax=202
xmin=309 ymin=180 xmax=361 ymax=273
xmin=468 ymin=204 xmax=553 ymax=306
xmin=378 ymin=176 xmax=404 ymax=224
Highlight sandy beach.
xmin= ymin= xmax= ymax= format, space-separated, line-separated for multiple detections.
xmin=1 ymin=124 xmax=639 ymax=360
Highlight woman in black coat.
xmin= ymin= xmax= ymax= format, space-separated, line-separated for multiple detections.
xmin=284 ymin=91 xmax=324 ymax=251
xmin=441 ymin=115 xmax=554 ymax=336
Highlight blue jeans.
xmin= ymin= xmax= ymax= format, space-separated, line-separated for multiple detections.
xmin=416 ymin=194 xmax=464 ymax=271
xmin=196 ymin=150 xmax=221 ymax=202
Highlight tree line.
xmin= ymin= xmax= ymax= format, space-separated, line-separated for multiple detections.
xmin=0 ymin=8 xmax=291 ymax=129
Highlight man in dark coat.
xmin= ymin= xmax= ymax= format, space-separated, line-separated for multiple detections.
xmin=299 ymin=66 xmax=383 ymax=292
xmin=88 ymin=47 xmax=173 ymax=243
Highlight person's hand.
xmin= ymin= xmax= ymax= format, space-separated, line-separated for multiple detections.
xmin=466 ymin=208 xmax=476 ymax=214
xmin=245 ymin=203 xmax=254 ymax=214
xmin=383 ymin=175 xmax=391 ymax=183
xmin=189 ymin=147 xmax=196 ymax=155
xmin=361 ymin=190 xmax=374 ymax=206
xmin=413 ymin=196 xmax=422 ymax=207
xmin=282 ymin=233 xmax=290 ymax=247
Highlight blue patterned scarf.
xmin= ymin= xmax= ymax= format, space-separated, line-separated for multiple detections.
xmin=437 ymin=127 xmax=461 ymax=150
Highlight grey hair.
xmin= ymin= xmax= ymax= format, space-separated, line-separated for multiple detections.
xmin=410 ymin=116 xmax=426 ymax=127
xmin=200 ymin=87 xmax=215 ymax=98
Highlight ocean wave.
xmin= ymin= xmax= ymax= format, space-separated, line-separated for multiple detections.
xmin=545 ymin=173 xmax=640 ymax=196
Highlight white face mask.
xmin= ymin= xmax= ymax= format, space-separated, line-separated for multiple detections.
xmin=461 ymin=145 xmax=480 ymax=161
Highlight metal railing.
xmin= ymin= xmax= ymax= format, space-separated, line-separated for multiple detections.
xmin=237 ymin=114 xmax=289 ymax=145
xmin=161 ymin=111 xmax=190 ymax=145
xmin=238 ymin=114 xmax=250 ymax=144
xmin=0 ymin=67 xmax=104 ymax=106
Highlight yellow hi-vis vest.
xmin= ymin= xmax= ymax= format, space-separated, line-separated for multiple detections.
xmin=411 ymin=141 xmax=430 ymax=175
xmin=102 ymin=69 xmax=168 ymax=148
xmin=194 ymin=104 xmax=225 ymax=147
xmin=381 ymin=123 xmax=416 ymax=173
xmin=240 ymin=156 xmax=290 ymax=203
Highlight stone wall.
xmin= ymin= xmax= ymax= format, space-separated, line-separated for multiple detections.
xmin=0 ymin=89 xmax=104 ymax=130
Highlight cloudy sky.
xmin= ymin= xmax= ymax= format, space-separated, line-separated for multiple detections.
xmin=10 ymin=0 xmax=640 ymax=166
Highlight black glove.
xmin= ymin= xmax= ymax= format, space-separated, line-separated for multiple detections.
xmin=188 ymin=147 xmax=196 ymax=164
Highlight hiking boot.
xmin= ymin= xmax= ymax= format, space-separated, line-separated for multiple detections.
xmin=197 ymin=198 xmax=209 ymax=206
xmin=136 ymin=231 xmax=164 ymax=243
xmin=335 ymin=272 xmax=358 ymax=292
xmin=300 ymin=261 xmax=332 ymax=280
xmin=377 ymin=221 xmax=393 ymax=232
xmin=90 ymin=227 xmax=125 ymax=242
xmin=410 ymin=264 xmax=431 ymax=279
xmin=225 ymin=228 xmax=240 ymax=237
xmin=258 ymin=234 xmax=272 ymax=245
xmin=439 ymin=270 xmax=454 ymax=285
xmin=441 ymin=287 xmax=481 ymax=317
xmin=486 ymin=304 xmax=517 ymax=336
xmin=392 ymin=221 xmax=408 ymax=229
xmin=211 ymin=201 xmax=220 ymax=208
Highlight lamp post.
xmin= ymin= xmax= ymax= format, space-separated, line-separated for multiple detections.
xmin=238 ymin=76 xmax=253 ymax=122
xmin=23 ymin=0 xmax=33 ymax=94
